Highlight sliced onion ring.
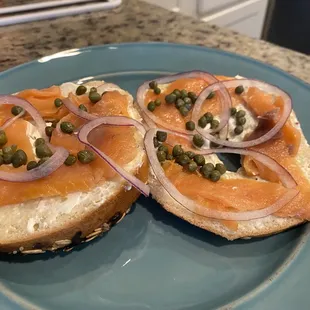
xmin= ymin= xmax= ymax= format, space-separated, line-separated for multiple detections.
xmin=62 ymin=98 xmax=96 ymax=121
xmin=194 ymin=79 xmax=292 ymax=148
xmin=144 ymin=128 xmax=299 ymax=221
xmin=0 ymin=146 xmax=68 ymax=182
xmin=78 ymin=116 xmax=149 ymax=197
xmin=0 ymin=110 xmax=25 ymax=130
xmin=136 ymin=71 xmax=231 ymax=134
xmin=0 ymin=95 xmax=47 ymax=139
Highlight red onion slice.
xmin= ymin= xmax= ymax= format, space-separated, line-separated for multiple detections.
xmin=194 ymin=79 xmax=292 ymax=148
xmin=62 ymin=98 xmax=97 ymax=121
xmin=192 ymin=81 xmax=232 ymax=133
xmin=136 ymin=71 xmax=231 ymax=134
xmin=78 ymin=116 xmax=149 ymax=196
xmin=0 ymin=95 xmax=47 ymax=139
xmin=0 ymin=110 xmax=25 ymax=130
xmin=0 ymin=146 xmax=68 ymax=182
xmin=144 ymin=128 xmax=299 ymax=221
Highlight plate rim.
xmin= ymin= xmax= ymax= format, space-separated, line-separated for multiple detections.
xmin=0 ymin=42 xmax=310 ymax=310
xmin=0 ymin=42 xmax=310 ymax=91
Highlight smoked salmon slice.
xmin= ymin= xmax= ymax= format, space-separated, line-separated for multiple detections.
xmin=0 ymin=85 xmax=138 ymax=207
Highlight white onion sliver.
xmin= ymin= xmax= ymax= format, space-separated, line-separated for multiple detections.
xmin=78 ymin=116 xmax=149 ymax=196
xmin=195 ymin=79 xmax=292 ymax=148
xmin=144 ymin=128 xmax=299 ymax=221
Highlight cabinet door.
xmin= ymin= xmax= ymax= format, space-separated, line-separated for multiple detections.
xmin=141 ymin=0 xmax=178 ymax=11
xmin=201 ymin=0 xmax=269 ymax=38
xmin=198 ymin=0 xmax=242 ymax=15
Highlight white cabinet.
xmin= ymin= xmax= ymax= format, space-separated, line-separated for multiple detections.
xmin=200 ymin=0 xmax=269 ymax=39
xmin=141 ymin=0 xmax=179 ymax=12
xmin=141 ymin=0 xmax=269 ymax=39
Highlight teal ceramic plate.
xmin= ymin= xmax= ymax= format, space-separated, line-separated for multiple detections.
xmin=0 ymin=43 xmax=310 ymax=310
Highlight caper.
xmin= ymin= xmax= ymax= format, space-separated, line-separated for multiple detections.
xmin=209 ymin=170 xmax=221 ymax=182
xmin=180 ymin=90 xmax=188 ymax=99
xmin=0 ymin=155 xmax=3 ymax=165
xmin=193 ymin=134 xmax=204 ymax=148
xmin=184 ymin=103 xmax=193 ymax=111
xmin=11 ymin=150 xmax=27 ymax=168
xmin=147 ymin=101 xmax=156 ymax=112
xmin=54 ymin=98 xmax=63 ymax=108
xmin=236 ymin=110 xmax=246 ymax=118
xmin=154 ymin=99 xmax=161 ymax=106
xmin=156 ymin=131 xmax=167 ymax=142
xmin=185 ymin=151 xmax=195 ymax=159
xmin=3 ymin=145 xmax=17 ymax=155
xmin=89 ymin=87 xmax=97 ymax=93
xmin=198 ymin=116 xmax=208 ymax=128
xmin=76 ymin=85 xmax=87 ymax=95
xmin=154 ymin=87 xmax=161 ymax=95
xmin=79 ymin=104 xmax=88 ymax=112
xmin=236 ymin=117 xmax=246 ymax=125
xmin=158 ymin=144 xmax=169 ymax=155
xmin=235 ymin=85 xmax=244 ymax=94
xmin=34 ymin=138 xmax=45 ymax=147
xmin=173 ymin=89 xmax=181 ymax=99
xmin=172 ymin=145 xmax=184 ymax=157
xmin=45 ymin=126 xmax=54 ymax=137
xmin=188 ymin=92 xmax=197 ymax=102
xmin=175 ymin=98 xmax=185 ymax=109
xmin=230 ymin=107 xmax=237 ymax=116
xmin=149 ymin=81 xmax=158 ymax=89
xmin=207 ymin=91 xmax=215 ymax=99
xmin=36 ymin=144 xmax=53 ymax=158
xmin=211 ymin=119 xmax=220 ymax=129
xmin=3 ymin=153 xmax=13 ymax=164
xmin=0 ymin=130 xmax=7 ymax=146
xmin=77 ymin=150 xmax=95 ymax=164
xmin=204 ymin=112 xmax=213 ymax=123
xmin=153 ymin=137 xmax=160 ymax=148
xmin=65 ymin=154 xmax=77 ymax=166
xmin=166 ymin=154 xmax=174 ymax=160
xmin=183 ymin=97 xmax=192 ymax=105
xmin=215 ymin=163 xmax=227 ymax=175
xmin=89 ymin=91 xmax=101 ymax=103
xmin=185 ymin=121 xmax=195 ymax=131
xmin=27 ymin=161 xmax=38 ymax=171
xmin=194 ymin=154 xmax=205 ymax=166
xmin=38 ymin=157 xmax=49 ymax=166
xmin=52 ymin=120 xmax=59 ymax=128
xmin=234 ymin=125 xmax=244 ymax=135
xmin=188 ymin=161 xmax=198 ymax=172
xmin=210 ymin=141 xmax=220 ymax=148
xmin=157 ymin=150 xmax=166 ymax=162
xmin=11 ymin=106 xmax=24 ymax=116
xmin=165 ymin=93 xmax=177 ymax=104
xmin=176 ymin=154 xmax=190 ymax=166
xmin=60 ymin=121 xmax=75 ymax=134
xmin=179 ymin=106 xmax=189 ymax=116
xmin=201 ymin=163 xmax=215 ymax=178
xmin=3 ymin=145 xmax=17 ymax=164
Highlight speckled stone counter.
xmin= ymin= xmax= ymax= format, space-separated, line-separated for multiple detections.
xmin=1 ymin=0 xmax=309 ymax=83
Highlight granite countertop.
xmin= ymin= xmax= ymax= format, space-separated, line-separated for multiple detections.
xmin=0 ymin=0 xmax=309 ymax=83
